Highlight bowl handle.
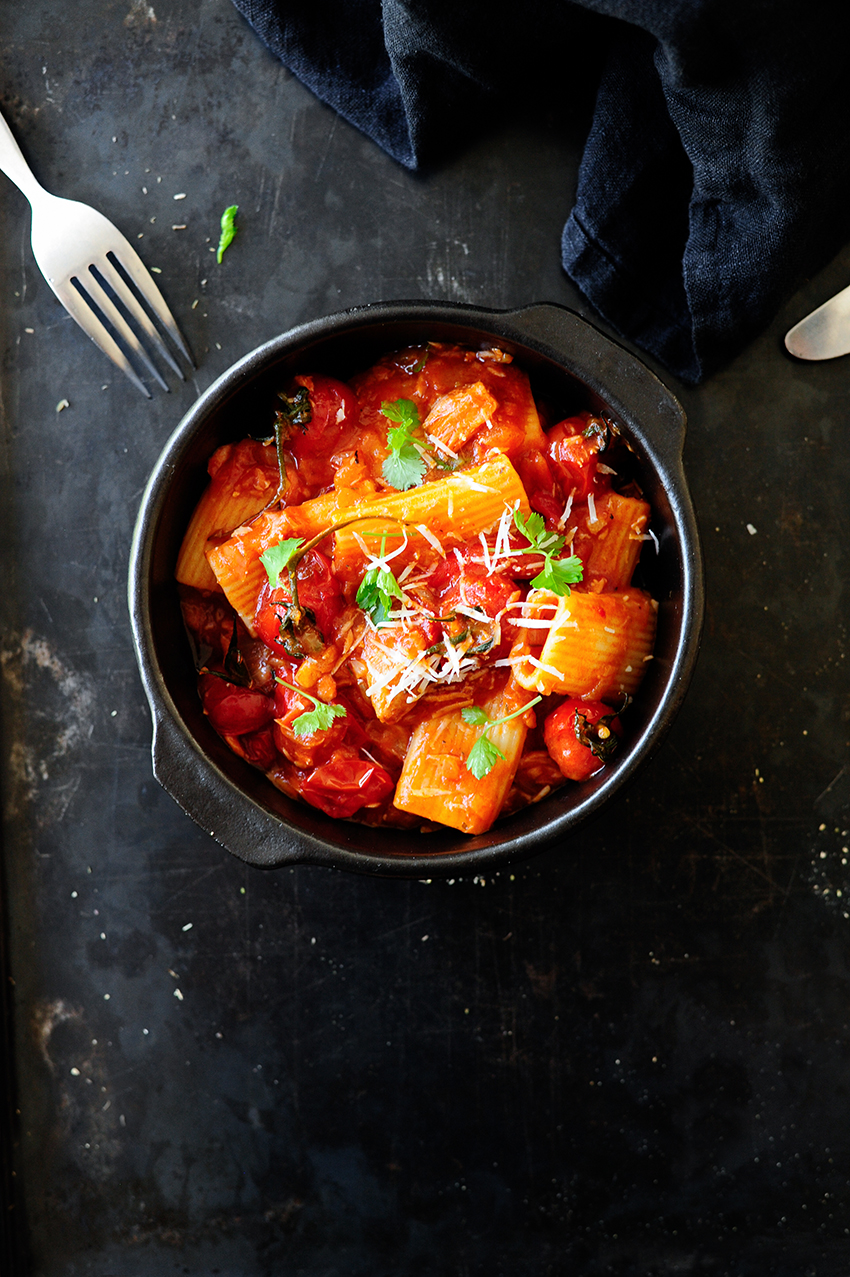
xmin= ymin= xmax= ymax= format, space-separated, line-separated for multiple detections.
xmin=150 ymin=711 xmax=308 ymax=868
xmin=502 ymin=303 xmax=687 ymax=466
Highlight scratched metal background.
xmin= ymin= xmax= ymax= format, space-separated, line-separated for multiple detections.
xmin=1 ymin=1 xmax=850 ymax=1274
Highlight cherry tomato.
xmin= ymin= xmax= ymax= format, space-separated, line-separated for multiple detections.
xmin=199 ymin=672 xmax=275 ymax=735
xmin=224 ymin=725 xmax=278 ymax=771
xmin=290 ymin=375 xmax=358 ymax=456
xmin=515 ymin=449 xmax=563 ymax=525
xmin=299 ymin=748 xmax=395 ymax=819
xmin=254 ymin=549 xmax=344 ymax=656
xmin=547 ymin=416 xmax=605 ymax=502
xmin=180 ymin=592 xmax=236 ymax=663
xmin=271 ymin=680 xmax=349 ymax=769
xmin=543 ymin=698 xmax=623 ymax=782
xmin=281 ymin=375 xmax=359 ymax=492
xmin=430 ymin=544 xmax=517 ymax=618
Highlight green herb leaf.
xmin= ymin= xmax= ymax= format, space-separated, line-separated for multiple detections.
xmin=462 ymin=695 xmax=542 ymax=778
xmin=383 ymin=447 xmax=426 ymax=491
xmin=356 ymin=564 xmax=404 ymax=625
xmin=514 ymin=508 xmax=566 ymax=557
xmin=531 ymin=553 xmax=584 ymax=594
xmin=277 ymin=385 xmax=312 ymax=429
xmin=466 ymin=734 xmax=506 ymax=779
xmin=460 ymin=705 xmax=489 ymax=727
xmin=381 ymin=398 xmax=426 ymax=490
xmin=513 ymin=508 xmax=582 ymax=596
xmin=574 ymin=709 xmax=621 ymax=763
xmin=260 ymin=537 xmax=304 ymax=587
xmin=292 ymin=700 xmax=347 ymax=736
xmin=275 ymin=678 xmax=347 ymax=737
xmin=381 ymin=398 xmax=420 ymax=432
xmin=216 ymin=204 xmax=238 ymax=264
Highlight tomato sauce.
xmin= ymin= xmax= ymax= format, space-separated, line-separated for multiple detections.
xmin=177 ymin=343 xmax=657 ymax=834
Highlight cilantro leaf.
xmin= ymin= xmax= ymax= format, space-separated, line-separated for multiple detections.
xmin=381 ymin=398 xmax=420 ymax=432
xmin=514 ymin=508 xmax=566 ymax=557
xmin=513 ymin=508 xmax=582 ymax=597
xmin=274 ymin=678 xmax=347 ymax=737
xmin=260 ymin=538 xmax=304 ymax=587
xmin=531 ymin=553 xmax=584 ymax=594
xmin=356 ymin=564 xmax=404 ymax=625
xmin=460 ymin=705 xmax=489 ymax=727
xmin=216 ymin=204 xmax=238 ymax=264
xmin=292 ymin=700 xmax=346 ymax=736
xmin=462 ymin=695 xmax=542 ymax=778
xmin=466 ymin=734 xmax=506 ymax=779
xmin=381 ymin=398 xmax=426 ymax=490
xmin=383 ymin=446 xmax=426 ymax=491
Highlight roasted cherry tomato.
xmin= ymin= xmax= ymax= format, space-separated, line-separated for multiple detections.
xmin=280 ymin=374 xmax=358 ymax=492
xmin=515 ymin=449 xmax=563 ymax=525
xmin=254 ymin=549 xmax=344 ymax=656
xmin=199 ymin=672 xmax=276 ymax=735
xmin=299 ymin=748 xmax=395 ymax=819
xmin=224 ymin=725 xmax=278 ymax=771
xmin=547 ymin=416 xmax=606 ymax=502
xmin=180 ymin=591 xmax=236 ymax=664
xmin=543 ymin=697 xmax=623 ymax=782
xmin=430 ymin=544 xmax=518 ymax=618
xmin=290 ymin=375 xmax=358 ymax=455
xmin=271 ymin=680 xmax=349 ymax=769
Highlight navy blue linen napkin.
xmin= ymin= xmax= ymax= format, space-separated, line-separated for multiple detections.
xmin=232 ymin=0 xmax=850 ymax=384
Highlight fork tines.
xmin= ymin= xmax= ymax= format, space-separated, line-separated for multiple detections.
xmin=63 ymin=248 xmax=194 ymax=398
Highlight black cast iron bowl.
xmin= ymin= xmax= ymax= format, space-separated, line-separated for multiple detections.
xmin=129 ymin=300 xmax=703 ymax=877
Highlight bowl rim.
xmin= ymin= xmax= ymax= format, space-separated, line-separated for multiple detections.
xmin=129 ymin=299 xmax=704 ymax=876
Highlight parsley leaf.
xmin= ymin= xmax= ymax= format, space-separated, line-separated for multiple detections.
xmin=466 ymin=734 xmax=506 ymax=779
xmin=513 ymin=508 xmax=583 ymax=596
xmin=356 ymin=555 xmax=404 ymax=625
xmin=513 ymin=508 xmax=566 ymax=557
xmin=460 ymin=705 xmax=489 ymax=727
xmin=292 ymin=700 xmax=346 ymax=736
xmin=532 ymin=552 xmax=584 ymax=595
xmin=216 ymin=204 xmax=238 ymax=264
xmin=260 ymin=538 xmax=304 ymax=588
xmin=275 ymin=678 xmax=347 ymax=737
xmin=461 ymin=696 xmax=542 ymax=778
xmin=381 ymin=398 xmax=426 ymax=490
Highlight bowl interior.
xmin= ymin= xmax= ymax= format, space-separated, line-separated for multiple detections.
xmin=134 ymin=306 xmax=700 ymax=874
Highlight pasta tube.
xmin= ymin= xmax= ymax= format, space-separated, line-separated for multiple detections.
xmin=176 ymin=440 xmax=279 ymax=591
xmin=394 ymin=673 xmax=532 ymax=834
xmin=512 ymin=589 xmax=657 ymax=702
xmin=573 ymin=492 xmax=651 ymax=591
xmin=207 ymin=455 xmax=531 ymax=631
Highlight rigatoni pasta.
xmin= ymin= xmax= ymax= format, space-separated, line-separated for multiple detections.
xmin=176 ymin=343 xmax=658 ymax=834
xmin=511 ymin=588 xmax=658 ymax=701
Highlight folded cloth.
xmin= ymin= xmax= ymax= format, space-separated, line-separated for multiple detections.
xmin=232 ymin=0 xmax=850 ymax=383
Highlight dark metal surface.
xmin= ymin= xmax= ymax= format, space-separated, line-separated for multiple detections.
xmin=1 ymin=2 xmax=849 ymax=1273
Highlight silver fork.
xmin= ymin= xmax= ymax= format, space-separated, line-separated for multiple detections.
xmin=0 ymin=107 xmax=193 ymax=397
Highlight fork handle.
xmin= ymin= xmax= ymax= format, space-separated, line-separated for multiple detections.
xmin=0 ymin=107 xmax=46 ymax=205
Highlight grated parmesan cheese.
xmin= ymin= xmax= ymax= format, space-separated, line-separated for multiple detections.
xmin=427 ymin=435 xmax=459 ymax=460
xmin=558 ymin=491 xmax=574 ymax=529
xmin=415 ymin=523 xmax=445 ymax=556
